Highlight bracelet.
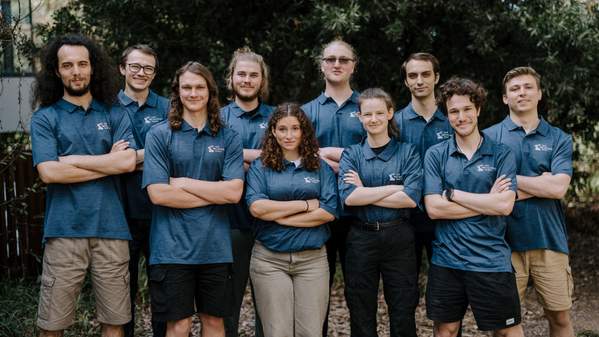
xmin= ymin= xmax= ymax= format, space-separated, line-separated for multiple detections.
xmin=446 ymin=188 xmax=454 ymax=202
xmin=304 ymin=200 xmax=310 ymax=212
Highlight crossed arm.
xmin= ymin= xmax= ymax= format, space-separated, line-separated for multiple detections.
xmin=425 ymin=175 xmax=516 ymax=220
xmin=250 ymin=198 xmax=335 ymax=228
xmin=319 ymin=147 xmax=344 ymax=173
xmin=147 ymin=178 xmax=244 ymax=209
xmin=36 ymin=140 xmax=136 ymax=184
xmin=516 ymin=172 xmax=571 ymax=201
xmin=343 ymin=170 xmax=417 ymax=208
xmin=243 ymin=149 xmax=261 ymax=171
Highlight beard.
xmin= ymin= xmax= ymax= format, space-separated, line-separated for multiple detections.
xmin=234 ymin=85 xmax=260 ymax=102
xmin=64 ymin=82 xmax=90 ymax=97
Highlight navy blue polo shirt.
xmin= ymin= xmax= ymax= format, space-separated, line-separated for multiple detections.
xmin=338 ymin=138 xmax=422 ymax=223
xmin=30 ymin=98 xmax=136 ymax=241
xmin=142 ymin=120 xmax=244 ymax=265
xmin=301 ymin=92 xmax=364 ymax=148
xmin=483 ymin=116 xmax=573 ymax=254
xmin=245 ymin=159 xmax=338 ymax=253
xmin=423 ymin=136 xmax=517 ymax=272
xmin=394 ymin=103 xmax=452 ymax=159
xmin=118 ymin=90 xmax=169 ymax=220
xmin=221 ymin=101 xmax=274 ymax=229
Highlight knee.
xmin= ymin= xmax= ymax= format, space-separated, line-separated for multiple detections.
xmin=167 ymin=318 xmax=192 ymax=335
xmin=101 ymin=324 xmax=124 ymax=337
xmin=434 ymin=322 xmax=460 ymax=337
xmin=200 ymin=314 xmax=224 ymax=330
xmin=39 ymin=329 xmax=64 ymax=337
xmin=545 ymin=309 xmax=572 ymax=328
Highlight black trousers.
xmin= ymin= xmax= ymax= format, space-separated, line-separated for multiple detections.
xmin=224 ymin=228 xmax=263 ymax=337
xmin=410 ymin=208 xmax=435 ymax=277
xmin=124 ymin=219 xmax=166 ymax=337
xmin=323 ymin=217 xmax=351 ymax=336
xmin=344 ymin=224 xmax=419 ymax=337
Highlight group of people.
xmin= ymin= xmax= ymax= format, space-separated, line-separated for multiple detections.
xmin=29 ymin=33 xmax=574 ymax=337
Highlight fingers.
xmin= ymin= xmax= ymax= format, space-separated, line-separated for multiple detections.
xmin=111 ymin=139 xmax=130 ymax=152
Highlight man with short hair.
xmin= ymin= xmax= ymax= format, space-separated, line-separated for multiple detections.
xmin=30 ymin=34 xmax=137 ymax=337
xmin=484 ymin=67 xmax=574 ymax=337
xmin=424 ymin=77 xmax=524 ymax=337
xmin=394 ymin=52 xmax=452 ymax=275
xmin=220 ymin=46 xmax=272 ymax=337
xmin=118 ymin=44 xmax=169 ymax=337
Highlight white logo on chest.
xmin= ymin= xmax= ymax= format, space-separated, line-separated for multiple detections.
xmin=349 ymin=111 xmax=359 ymax=118
xmin=207 ymin=145 xmax=225 ymax=153
xmin=533 ymin=144 xmax=552 ymax=151
xmin=304 ymin=177 xmax=320 ymax=184
xmin=259 ymin=122 xmax=268 ymax=129
xmin=436 ymin=130 xmax=450 ymax=140
xmin=96 ymin=122 xmax=110 ymax=130
xmin=477 ymin=164 xmax=496 ymax=172
xmin=144 ymin=116 xmax=163 ymax=124
xmin=388 ymin=173 xmax=403 ymax=182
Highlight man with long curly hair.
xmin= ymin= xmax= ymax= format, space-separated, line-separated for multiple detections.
xmin=30 ymin=34 xmax=137 ymax=337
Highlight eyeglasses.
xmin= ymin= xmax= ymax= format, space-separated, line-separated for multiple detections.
xmin=322 ymin=57 xmax=355 ymax=65
xmin=127 ymin=63 xmax=156 ymax=75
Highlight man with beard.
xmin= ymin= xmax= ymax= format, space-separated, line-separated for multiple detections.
xmin=30 ymin=34 xmax=137 ymax=337
xmin=117 ymin=44 xmax=169 ymax=337
xmin=220 ymin=46 xmax=273 ymax=337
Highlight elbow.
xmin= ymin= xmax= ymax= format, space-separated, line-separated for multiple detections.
xmin=122 ymin=150 xmax=137 ymax=173
xmin=38 ymin=171 xmax=55 ymax=184
xmin=147 ymin=186 xmax=167 ymax=206
xmin=323 ymin=211 xmax=335 ymax=223
xmin=497 ymin=199 xmax=515 ymax=216
xmin=223 ymin=180 xmax=243 ymax=204
xmin=551 ymin=186 xmax=569 ymax=200
xmin=426 ymin=208 xmax=441 ymax=220
xmin=249 ymin=203 xmax=269 ymax=220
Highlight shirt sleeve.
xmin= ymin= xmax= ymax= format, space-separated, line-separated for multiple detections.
xmin=550 ymin=132 xmax=573 ymax=176
xmin=495 ymin=144 xmax=518 ymax=193
xmin=319 ymin=161 xmax=339 ymax=219
xmin=142 ymin=127 xmax=170 ymax=188
xmin=110 ymin=105 xmax=139 ymax=150
xmin=245 ymin=160 xmax=269 ymax=206
xmin=222 ymin=129 xmax=244 ymax=181
xmin=337 ymin=147 xmax=358 ymax=207
xmin=423 ymin=147 xmax=444 ymax=195
xmin=30 ymin=110 xmax=58 ymax=166
xmin=401 ymin=144 xmax=423 ymax=205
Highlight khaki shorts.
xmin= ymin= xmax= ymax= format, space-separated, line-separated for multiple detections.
xmin=37 ymin=238 xmax=131 ymax=331
xmin=511 ymin=249 xmax=574 ymax=311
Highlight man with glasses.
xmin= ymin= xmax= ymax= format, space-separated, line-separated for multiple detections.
xmin=302 ymin=39 xmax=364 ymax=337
xmin=118 ymin=44 xmax=169 ymax=337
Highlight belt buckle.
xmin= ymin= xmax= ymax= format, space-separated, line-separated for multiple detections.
xmin=374 ymin=221 xmax=381 ymax=231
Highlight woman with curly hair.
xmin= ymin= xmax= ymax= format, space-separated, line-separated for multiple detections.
xmin=142 ymin=61 xmax=244 ymax=337
xmin=246 ymin=103 xmax=338 ymax=337
xmin=338 ymin=88 xmax=422 ymax=337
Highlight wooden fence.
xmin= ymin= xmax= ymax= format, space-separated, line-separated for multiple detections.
xmin=0 ymin=152 xmax=45 ymax=279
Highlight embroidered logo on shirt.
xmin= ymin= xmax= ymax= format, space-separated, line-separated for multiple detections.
xmin=96 ymin=122 xmax=110 ymax=130
xmin=477 ymin=164 xmax=496 ymax=172
xmin=436 ymin=130 xmax=451 ymax=140
xmin=259 ymin=122 xmax=268 ymax=129
xmin=388 ymin=173 xmax=403 ymax=182
xmin=506 ymin=318 xmax=515 ymax=325
xmin=144 ymin=116 xmax=163 ymax=124
xmin=349 ymin=111 xmax=359 ymax=118
xmin=207 ymin=145 xmax=225 ymax=153
xmin=533 ymin=144 xmax=552 ymax=151
xmin=304 ymin=177 xmax=320 ymax=184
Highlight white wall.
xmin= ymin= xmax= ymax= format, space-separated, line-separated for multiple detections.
xmin=0 ymin=76 xmax=34 ymax=132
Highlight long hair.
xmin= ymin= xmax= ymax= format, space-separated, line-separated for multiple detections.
xmin=168 ymin=61 xmax=222 ymax=134
xmin=261 ymin=103 xmax=320 ymax=172
xmin=225 ymin=46 xmax=270 ymax=101
xmin=33 ymin=34 xmax=119 ymax=108
xmin=358 ymin=88 xmax=400 ymax=139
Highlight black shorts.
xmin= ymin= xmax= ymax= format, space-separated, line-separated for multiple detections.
xmin=426 ymin=264 xmax=521 ymax=331
xmin=149 ymin=263 xmax=233 ymax=322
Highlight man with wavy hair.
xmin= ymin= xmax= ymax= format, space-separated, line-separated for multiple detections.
xmin=30 ymin=34 xmax=137 ymax=337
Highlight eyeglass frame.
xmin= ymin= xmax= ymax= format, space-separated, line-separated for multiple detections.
xmin=126 ymin=63 xmax=156 ymax=75
xmin=321 ymin=57 xmax=355 ymax=65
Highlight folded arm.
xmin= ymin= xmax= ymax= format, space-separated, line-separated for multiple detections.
xmin=147 ymin=183 xmax=211 ymax=208
xmin=319 ymin=147 xmax=344 ymax=173
xmin=373 ymin=191 xmax=418 ymax=209
xmin=424 ymin=194 xmax=481 ymax=219
xmin=36 ymin=161 xmax=107 ymax=184
xmin=170 ymin=177 xmax=244 ymax=204
xmin=276 ymin=208 xmax=335 ymax=228
xmin=451 ymin=189 xmax=516 ymax=216
xmin=517 ymin=173 xmax=571 ymax=200
xmin=250 ymin=198 xmax=318 ymax=221
xmin=59 ymin=140 xmax=136 ymax=175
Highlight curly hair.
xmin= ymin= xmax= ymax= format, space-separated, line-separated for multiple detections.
xmin=261 ymin=103 xmax=320 ymax=172
xmin=225 ymin=46 xmax=270 ymax=101
xmin=358 ymin=87 xmax=400 ymax=139
xmin=32 ymin=34 xmax=119 ymax=108
xmin=437 ymin=77 xmax=487 ymax=111
xmin=168 ymin=61 xmax=222 ymax=134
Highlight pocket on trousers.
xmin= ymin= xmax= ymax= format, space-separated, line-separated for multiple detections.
xmin=38 ymin=274 xmax=56 ymax=321
xmin=149 ymin=268 xmax=168 ymax=313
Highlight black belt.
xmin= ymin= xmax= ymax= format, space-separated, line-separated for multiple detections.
xmin=352 ymin=219 xmax=405 ymax=232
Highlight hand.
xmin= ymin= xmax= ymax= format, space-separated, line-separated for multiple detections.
xmin=542 ymin=172 xmax=553 ymax=176
xmin=307 ymin=198 xmax=320 ymax=211
xmin=343 ymin=170 xmax=363 ymax=187
xmin=490 ymin=175 xmax=512 ymax=193
xmin=169 ymin=177 xmax=188 ymax=188
xmin=111 ymin=139 xmax=130 ymax=152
